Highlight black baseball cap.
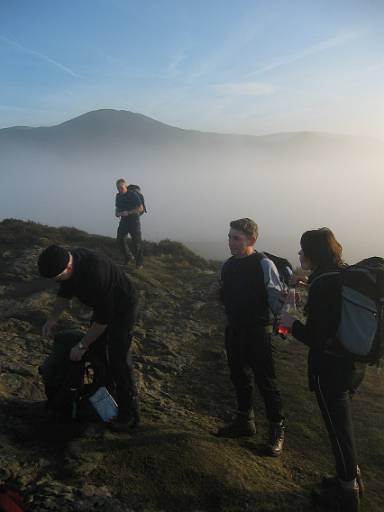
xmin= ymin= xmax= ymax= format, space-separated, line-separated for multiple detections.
xmin=38 ymin=245 xmax=70 ymax=278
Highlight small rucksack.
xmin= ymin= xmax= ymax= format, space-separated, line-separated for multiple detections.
xmin=48 ymin=356 xmax=106 ymax=420
xmin=128 ymin=184 xmax=147 ymax=214
xmin=40 ymin=330 xmax=108 ymax=420
xmin=263 ymin=252 xmax=293 ymax=287
xmin=314 ymin=257 xmax=384 ymax=364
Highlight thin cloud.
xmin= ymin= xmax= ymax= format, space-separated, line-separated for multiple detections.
xmin=213 ymin=81 xmax=278 ymax=96
xmin=246 ymin=29 xmax=366 ymax=77
xmin=167 ymin=49 xmax=187 ymax=78
xmin=0 ymin=35 xmax=80 ymax=78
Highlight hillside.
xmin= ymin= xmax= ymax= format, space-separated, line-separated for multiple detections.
xmin=0 ymin=219 xmax=383 ymax=511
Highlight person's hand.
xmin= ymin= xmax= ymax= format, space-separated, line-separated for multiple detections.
xmin=42 ymin=318 xmax=57 ymax=337
xmin=70 ymin=344 xmax=87 ymax=362
xmin=293 ymin=274 xmax=308 ymax=287
xmin=279 ymin=311 xmax=297 ymax=330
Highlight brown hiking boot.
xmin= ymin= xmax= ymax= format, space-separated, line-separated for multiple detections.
xmin=216 ymin=413 xmax=256 ymax=438
xmin=321 ymin=465 xmax=364 ymax=497
xmin=312 ymin=482 xmax=360 ymax=512
xmin=265 ymin=420 xmax=285 ymax=457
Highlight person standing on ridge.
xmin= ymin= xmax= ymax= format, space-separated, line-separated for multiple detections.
xmin=38 ymin=244 xmax=140 ymax=431
xmin=279 ymin=228 xmax=365 ymax=511
xmin=115 ymin=178 xmax=144 ymax=269
xmin=217 ymin=218 xmax=286 ymax=457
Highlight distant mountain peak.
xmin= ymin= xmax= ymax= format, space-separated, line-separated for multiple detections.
xmin=57 ymin=108 xmax=172 ymax=129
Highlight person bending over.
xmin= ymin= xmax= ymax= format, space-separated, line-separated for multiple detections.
xmin=38 ymin=244 xmax=140 ymax=431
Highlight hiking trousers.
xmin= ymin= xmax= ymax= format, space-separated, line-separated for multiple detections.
xmin=94 ymin=308 xmax=138 ymax=418
xmin=311 ymin=357 xmax=365 ymax=481
xmin=117 ymin=216 xmax=143 ymax=267
xmin=225 ymin=326 xmax=285 ymax=423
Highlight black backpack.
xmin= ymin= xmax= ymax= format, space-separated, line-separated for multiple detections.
xmin=49 ymin=356 xmax=107 ymax=420
xmin=312 ymin=257 xmax=384 ymax=364
xmin=128 ymin=184 xmax=147 ymax=214
xmin=40 ymin=330 xmax=108 ymax=420
xmin=263 ymin=252 xmax=293 ymax=287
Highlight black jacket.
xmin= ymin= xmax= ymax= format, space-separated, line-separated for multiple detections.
xmin=58 ymin=248 xmax=137 ymax=324
xmin=220 ymin=252 xmax=270 ymax=328
xmin=292 ymin=266 xmax=342 ymax=351
xmin=292 ymin=264 xmax=366 ymax=391
xmin=292 ymin=265 xmax=344 ymax=377
xmin=115 ymin=190 xmax=142 ymax=213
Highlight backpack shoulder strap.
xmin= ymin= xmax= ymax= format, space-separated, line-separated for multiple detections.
xmin=309 ymin=271 xmax=340 ymax=288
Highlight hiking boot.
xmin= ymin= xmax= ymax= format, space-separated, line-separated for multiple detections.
xmin=321 ymin=465 xmax=364 ymax=497
xmin=108 ymin=396 xmax=140 ymax=433
xmin=265 ymin=420 xmax=285 ymax=457
xmin=312 ymin=482 xmax=360 ymax=512
xmin=108 ymin=415 xmax=138 ymax=433
xmin=216 ymin=413 xmax=256 ymax=438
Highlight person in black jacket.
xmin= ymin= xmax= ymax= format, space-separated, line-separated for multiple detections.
xmin=280 ymin=228 xmax=365 ymax=512
xmin=216 ymin=218 xmax=286 ymax=456
xmin=115 ymin=178 xmax=144 ymax=269
xmin=38 ymin=245 xmax=140 ymax=431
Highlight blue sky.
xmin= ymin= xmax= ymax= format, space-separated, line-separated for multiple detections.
xmin=1 ymin=0 xmax=384 ymax=138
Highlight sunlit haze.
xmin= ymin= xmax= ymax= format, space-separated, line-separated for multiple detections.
xmin=1 ymin=1 xmax=384 ymax=264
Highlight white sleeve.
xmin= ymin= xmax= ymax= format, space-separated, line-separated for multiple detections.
xmin=260 ymin=257 xmax=285 ymax=315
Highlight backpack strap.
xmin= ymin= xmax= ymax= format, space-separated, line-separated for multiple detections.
xmin=309 ymin=271 xmax=340 ymax=288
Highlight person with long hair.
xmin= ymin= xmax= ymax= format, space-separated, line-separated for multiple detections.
xmin=280 ymin=228 xmax=365 ymax=512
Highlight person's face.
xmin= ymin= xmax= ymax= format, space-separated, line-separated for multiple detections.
xmin=55 ymin=257 xmax=73 ymax=281
xmin=228 ymin=228 xmax=255 ymax=258
xmin=117 ymin=182 xmax=128 ymax=194
xmin=299 ymin=248 xmax=312 ymax=271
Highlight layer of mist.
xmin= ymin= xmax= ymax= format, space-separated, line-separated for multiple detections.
xmin=1 ymin=109 xmax=383 ymax=264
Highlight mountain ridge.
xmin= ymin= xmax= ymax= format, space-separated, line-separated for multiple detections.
xmin=1 ymin=108 xmax=383 ymax=147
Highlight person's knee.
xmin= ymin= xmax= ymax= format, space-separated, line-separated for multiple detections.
xmin=109 ymin=347 xmax=133 ymax=369
xmin=230 ymin=369 xmax=252 ymax=386
xmin=109 ymin=360 xmax=129 ymax=379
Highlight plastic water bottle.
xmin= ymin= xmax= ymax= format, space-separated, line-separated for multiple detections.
xmin=277 ymin=287 xmax=296 ymax=338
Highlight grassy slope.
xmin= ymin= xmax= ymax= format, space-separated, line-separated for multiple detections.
xmin=0 ymin=219 xmax=383 ymax=511
xmin=88 ymin=257 xmax=384 ymax=512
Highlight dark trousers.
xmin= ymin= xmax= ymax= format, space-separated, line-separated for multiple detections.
xmin=225 ymin=326 xmax=284 ymax=423
xmin=311 ymin=357 xmax=365 ymax=481
xmin=117 ymin=216 xmax=143 ymax=267
xmin=93 ymin=308 xmax=138 ymax=417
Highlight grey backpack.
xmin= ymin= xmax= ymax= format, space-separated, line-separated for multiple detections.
xmin=313 ymin=257 xmax=384 ymax=364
